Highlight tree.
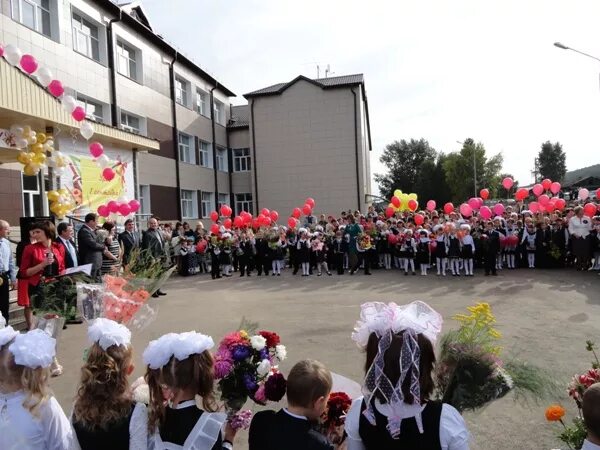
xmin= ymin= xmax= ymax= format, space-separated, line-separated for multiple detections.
xmin=375 ymin=139 xmax=437 ymax=199
xmin=443 ymin=138 xmax=504 ymax=202
xmin=537 ymin=141 xmax=566 ymax=182
xmin=414 ymin=153 xmax=452 ymax=205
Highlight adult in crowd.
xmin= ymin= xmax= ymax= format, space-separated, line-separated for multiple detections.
xmin=101 ymin=221 xmax=122 ymax=276
xmin=56 ymin=222 xmax=83 ymax=325
xmin=568 ymin=206 xmax=593 ymax=271
xmin=77 ymin=213 xmax=105 ymax=281
xmin=194 ymin=222 xmax=205 ymax=243
xmin=142 ymin=217 xmax=167 ymax=298
xmin=582 ymin=383 xmax=600 ymax=450
xmin=118 ymin=218 xmax=140 ymax=268
xmin=0 ymin=219 xmax=17 ymax=325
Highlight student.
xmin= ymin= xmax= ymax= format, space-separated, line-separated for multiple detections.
xmin=332 ymin=231 xmax=348 ymax=275
xmin=582 ymin=383 xmax=600 ymax=450
xmin=460 ymin=225 xmax=475 ymax=277
xmin=144 ymin=331 xmax=236 ymax=449
xmin=416 ymin=230 xmax=431 ymax=276
xmin=249 ymin=359 xmax=334 ymax=450
xmin=0 ymin=325 xmax=74 ymax=449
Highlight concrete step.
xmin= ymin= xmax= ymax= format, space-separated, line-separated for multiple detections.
xmin=8 ymin=294 xmax=27 ymax=331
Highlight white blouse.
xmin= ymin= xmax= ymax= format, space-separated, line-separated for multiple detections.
xmin=0 ymin=390 xmax=74 ymax=450
xmin=344 ymin=397 xmax=470 ymax=450
xmin=569 ymin=216 xmax=592 ymax=238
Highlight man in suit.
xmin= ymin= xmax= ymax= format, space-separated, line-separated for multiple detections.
xmin=56 ymin=222 xmax=83 ymax=325
xmin=77 ymin=213 xmax=105 ymax=281
xmin=142 ymin=217 xmax=167 ymax=298
xmin=0 ymin=219 xmax=17 ymax=325
xmin=118 ymin=218 xmax=140 ymax=267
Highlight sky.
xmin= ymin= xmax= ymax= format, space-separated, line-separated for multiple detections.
xmin=143 ymin=0 xmax=600 ymax=193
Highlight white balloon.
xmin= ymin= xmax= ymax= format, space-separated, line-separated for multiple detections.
xmin=96 ymin=154 xmax=111 ymax=168
xmin=61 ymin=95 xmax=77 ymax=114
xmin=15 ymin=138 xmax=28 ymax=149
xmin=80 ymin=122 xmax=94 ymax=140
xmin=46 ymin=156 xmax=56 ymax=168
xmin=4 ymin=44 xmax=22 ymax=66
xmin=10 ymin=125 xmax=24 ymax=136
xmin=54 ymin=166 xmax=66 ymax=176
xmin=27 ymin=135 xmax=37 ymax=145
xmin=45 ymin=139 xmax=54 ymax=148
xmin=36 ymin=67 xmax=53 ymax=87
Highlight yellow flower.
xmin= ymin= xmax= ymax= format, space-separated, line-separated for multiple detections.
xmin=239 ymin=330 xmax=249 ymax=340
xmin=488 ymin=328 xmax=502 ymax=339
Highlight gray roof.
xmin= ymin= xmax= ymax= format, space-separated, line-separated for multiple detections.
xmin=228 ymin=105 xmax=249 ymax=129
xmin=244 ymin=74 xmax=364 ymax=98
xmin=563 ymin=164 xmax=600 ymax=186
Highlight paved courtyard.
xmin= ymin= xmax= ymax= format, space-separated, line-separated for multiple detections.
xmin=50 ymin=269 xmax=599 ymax=450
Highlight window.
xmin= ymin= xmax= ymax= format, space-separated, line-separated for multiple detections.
xmin=196 ymin=89 xmax=209 ymax=116
xmin=214 ymin=100 xmax=224 ymax=125
xmin=199 ymin=141 xmax=212 ymax=168
xmin=72 ymin=13 xmax=99 ymax=61
xmin=216 ymin=147 xmax=227 ymax=172
xmin=201 ymin=192 xmax=214 ymax=218
xmin=178 ymin=133 xmax=195 ymax=164
xmin=12 ymin=0 xmax=51 ymax=37
xmin=117 ymin=40 xmax=138 ymax=80
xmin=175 ymin=76 xmax=189 ymax=107
xmin=181 ymin=190 xmax=197 ymax=219
xmin=235 ymin=193 xmax=253 ymax=215
xmin=233 ymin=148 xmax=251 ymax=172
xmin=76 ymin=95 xmax=103 ymax=123
xmin=120 ymin=112 xmax=141 ymax=134
xmin=139 ymin=185 xmax=151 ymax=215
xmin=217 ymin=193 xmax=229 ymax=210
xmin=22 ymin=173 xmax=45 ymax=217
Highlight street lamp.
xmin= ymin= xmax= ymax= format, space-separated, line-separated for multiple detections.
xmin=457 ymin=140 xmax=477 ymax=198
xmin=554 ymin=42 xmax=600 ymax=90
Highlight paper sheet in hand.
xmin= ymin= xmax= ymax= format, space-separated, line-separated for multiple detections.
xmin=63 ymin=263 xmax=92 ymax=276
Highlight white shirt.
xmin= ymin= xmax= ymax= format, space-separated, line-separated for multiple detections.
xmin=569 ymin=216 xmax=592 ymax=238
xmin=0 ymin=237 xmax=16 ymax=282
xmin=0 ymin=390 xmax=73 ymax=450
xmin=582 ymin=440 xmax=600 ymax=450
xmin=345 ymin=397 xmax=470 ymax=450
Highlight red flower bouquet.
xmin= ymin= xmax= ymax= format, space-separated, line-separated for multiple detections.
xmin=318 ymin=392 xmax=352 ymax=445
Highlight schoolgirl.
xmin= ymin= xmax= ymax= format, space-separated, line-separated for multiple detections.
xmin=379 ymin=224 xmax=392 ymax=270
xmin=208 ymin=237 xmax=222 ymax=279
xmin=296 ymin=229 xmax=311 ymax=276
xmin=460 ymin=225 xmax=475 ymax=277
xmin=311 ymin=234 xmax=332 ymax=276
xmin=0 ymin=324 xmax=73 ymax=449
xmin=504 ymin=220 xmax=518 ymax=269
xmin=144 ymin=331 xmax=236 ymax=449
xmin=220 ymin=233 xmax=233 ymax=277
xmin=401 ymin=230 xmax=417 ymax=276
xmin=71 ymin=318 xmax=149 ymax=449
xmin=521 ymin=223 xmax=537 ymax=268
xmin=433 ymin=225 xmax=447 ymax=276
xmin=416 ymin=230 xmax=431 ymax=276
xmin=237 ymin=232 xmax=254 ymax=277
xmin=271 ymin=234 xmax=287 ymax=276
xmin=446 ymin=226 xmax=462 ymax=276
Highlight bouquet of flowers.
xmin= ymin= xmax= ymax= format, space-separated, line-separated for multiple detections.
xmin=437 ymin=302 xmax=555 ymax=412
xmin=357 ymin=233 xmax=372 ymax=250
xmin=546 ymin=341 xmax=600 ymax=450
xmin=214 ymin=323 xmax=288 ymax=416
xmin=317 ymin=391 xmax=352 ymax=445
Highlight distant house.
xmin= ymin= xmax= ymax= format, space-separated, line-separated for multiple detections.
xmin=561 ymin=164 xmax=600 ymax=200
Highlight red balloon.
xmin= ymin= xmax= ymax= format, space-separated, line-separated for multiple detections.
xmin=97 ymin=205 xmax=109 ymax=217
xmin=302 ymin=204 xmax=312 ymax=215
xmin=542 ymin=178 xmax=552 ymax=191
xmin=102 ymin=168 xmax=115 ymax=181
xmin=467 ymin=198 xmax=479 ymax=210
xmin=515 ymin=188 xmax=529 ymax=201
xmin=480 ymin=206 xmax=492 ymax=220
xmin=220 ymin=204 xmax=232 ymax=217
xmin=270 ymin=210 xmax=279 ymax=222
xmin=532 ymin=184 xmax=543 ymax=197
xmin=48 ymin=79 xmax=64 ymax=97
xmin=443 ymin=202 xmax=454 ymax=214
xmin=479 ymin=188 xmax=489 ymax=200
xmin=391 ymin=196 xmax=401 ymax=208
xmin=89 ymin=142 xmax=104 ymax=158
xmin=538 ymin=194 xmax=550 ymax=206
xmin=233 ymin=216 xmax=243 ymax=228
xmin=210 ymin=224 xmax=220 ymax=234
xmin=107 ymin=200 xmax=119 ymax=213
xmin=555 ymin=198 xmax=566 ymax=211
xmin=551 ymin=182 xmax=561 ymax=195
xmin=287 ymin=217 xmax=298 ymax=228
xmin=407 ymin=199 xmax=417 ymax=211
xmin=596 ymin=188 xmax=600 ymax=200
xmin=243 ymin=213 xmax=252 ymax=224
xmin=584 ymin=203 xmax=597 ymax=217
xmin=459 ymin=203 xmax=473 ymax=217
xmin=20 ymin=54 xmax=38 ymax=74
xmin=260 ymin=208 xmax=270 ymax=217
xmin=414 ymin=213 xmax=424 ymax=225
xmin=292 ymin=207 xmax=302 ymax=219
xmin=262 ymin=216 xmax=272 ymax=226
xmin=493 ymin=203 xmax=505 ymax=216
xmin=426 ymin=200 xmax=436 ymax=211
xmin=529 ymin=202 xmax=539 ymax=213
xmin=224 ymin=218 xmax=232 ymax=229
xmin=385 ymin=207 xmax=395 ymax=218
xmin=502 ymin=177 xmax=514 ymax=190
xmin=257 ymin=213 xmax=266 ymax=223
xmin=118 ymin=203 xmax=131 ymax=216
xmin=305 ymin=197 xmax=315 ymax=208
xmin=128 ymin=199 xmax=140 ymax=213
xmin=210 ymin=211 xmax=219 ymax=222
xmin=72 ymin=106 xmax=86 ymax=122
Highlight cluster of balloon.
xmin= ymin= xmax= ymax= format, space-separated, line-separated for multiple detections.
xmin=13 ymin=126 xmax=67 ymax=176
xmin=86 ymin=141 xmax=116 ymax=181
xmin=47 ymin=189 xmax=76 ymax=219
xmin=1 ymin=44 xmax=96 ymax=141
xmin=288 ymin=198 xmax=316 ymax=226
xmin=97 ymin=199 xmax=140 ymax=218
xmin=387 ymin=190 xmax=418 ymax=216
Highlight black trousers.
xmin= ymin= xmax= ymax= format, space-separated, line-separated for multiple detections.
xmin=255 ymin=256 xmax=270 ymax=275
xmin=334 ymin=253 xmax=345 ymax=274
xmin=239 ymin=256 xmax=252 ymax=276
xmin=484 ymin=251 xmax=497 ymax=275
xmin=0 ymin=273 xmax=9 ymax=324
xmin=351 ymin=252 xmax=370 ymax=274
xmin=211 ymin=255 xmax=221 ymax=279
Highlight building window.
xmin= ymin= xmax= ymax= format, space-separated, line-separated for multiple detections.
xmin=214 ymin=100 xmax=224 ymax=126
xmin=199 ymin=141 xmax=212 ymax=168
xmin=233 ymin=148 xmax=251 ymax=172
xmin=120 ymin=111 xmax=141 ymax=134
xmin=76 ymin=95 xmax=103 ymax=123
xmin=196 ymin=89 xmax=209 ymax=116
xmin=117 ymin=40 xmax=138 ymax=80
xmin=201 ymin=192 xmax=214 ymax=218
xmin=217 ymin=193 xmax=229 ymax=210
xmin=72 ymin=13 xmax=100 ymax=61
xmin=216 ymin=147 xmax=227 ymax=172
xmin=178 ymin=133 xmax=195 ymax=164
xmin=12 ymin=0 xmax=51 ymax=37
xmin=139 ymin=185 xmax=151 ymax=215
xmin=181 ymin=189 xmax=197 ymax=219
xmin=175 ymin=76 xmax=189 ymax=107
xmin=235 ymin=193 xmax=253 ymax=215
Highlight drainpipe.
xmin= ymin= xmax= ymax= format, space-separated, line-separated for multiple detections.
xmin=351 ymin=88 xmax=361 ymax=211
xmin=226 ymin=127 xmax=234 ymax=209
xmin=210 ymin=85 xmax=219 ymax=203
xmin=250 ymin=99 xmax=259 ymax=211
xmin=168 ymin=52 xmax=182 ymax=220
xmin=106 ymin=10 xmax=122 ymax=127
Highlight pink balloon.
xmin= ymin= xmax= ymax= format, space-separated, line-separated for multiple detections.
xmin=555 ymin=198 xmax=566 ymax=211
xmin=97 ymin=205 xmax=109 ymax=217
xmin=107 ymin=200 xmax=119 ymax=213
xmin=118 ymin=203 xmax=131 ymax=216
xmin=426 ymin=200 xmax=436 ymax=211
xmin=128 ymin=199 xmax=140 ymax=212
xmin=550 ymin=182 xmax=561 ymax=195
xmin=459 ymin=203 xmax=473 ymax=217
xmin=480 ymin=206 xmax=492 ymax=220
xmin=541 ymin=178 xmax=552 ymax=191
xmin=20 ymin=54 xmax=38 ymax=74
xmin=492 ymin=203 xmax=505 ymax=216
xmin=414 ymin=213 xmax=424 ymax=225
xmin=502 ymin=177 xmax=514 ymax=190
xmin=48 ymin=80 xmax=64 ymax=97
xmin=102 ymin=167 xmax=115 ymax=181
xmin=578 ymin=188 xmax=590 ymax=201
xmin=467 ymin=197 xmax=479 ymax=210
xmin=546 ymin=199 xmax=556 ymax=212
xmin=532 ymin=184 xmax=543 ymax=197
xmin=529 ymin=201 xmax=539 ymax=213
xmin=538 ymin=194 xmax=550 ymax=206
xmin=89 ymin=142 xmax=104 ymax=158
xmin=72 ymin=106 xmax=86 ymax=122
xmin=476 ymin=197 xmax=484 ymax=208
xmin=0 ymin=45 xmax=4 ymax=58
